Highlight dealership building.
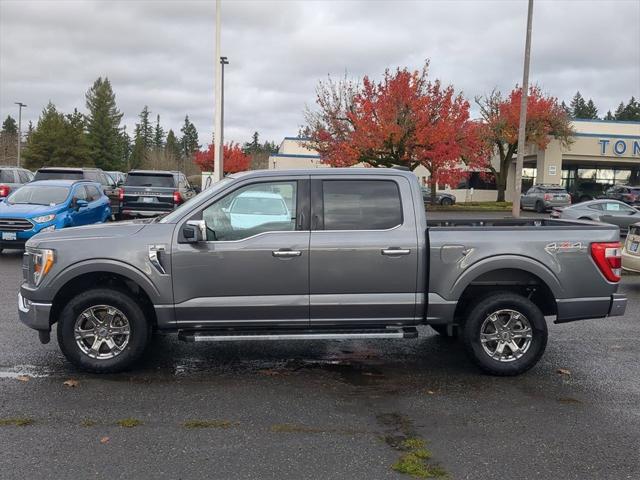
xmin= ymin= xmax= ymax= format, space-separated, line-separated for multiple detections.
xmin=269 ymin=119 xmax=640 ymax=201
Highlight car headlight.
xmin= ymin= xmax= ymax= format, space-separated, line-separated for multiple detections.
xmin=27 ymin=247 xmax=55 ymax=286
xmin=32 ymin=214 xmax=56 ymax=223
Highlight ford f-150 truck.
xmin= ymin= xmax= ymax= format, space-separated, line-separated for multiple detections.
xmin=18 ymin=168 xmax=627 ymax=375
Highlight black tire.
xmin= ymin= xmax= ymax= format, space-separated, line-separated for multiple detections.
xmin=461 ymin=292 xmax=548 ymax=376
xmin=430 ymin=324 xmax=458 ymax=338
xmin=57 ymin=288 xmax=151 ymax=373
xmin=535 ymin=201 xmax=545 ymax=213
xmin=440 ymin=197 xmax=453 ymax=206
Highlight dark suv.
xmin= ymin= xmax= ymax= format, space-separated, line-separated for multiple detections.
xmin=0 ymin=166 xmax=34 ymax=199
xmin=603 ymin=185 xmax=640 ymax=206
xmin=120 ymin=170 xmax=196 ymax=219
xmin=569 ymin=181 xmax=611 ymax=203
xmin=34 ymin=167 xmax=120 ymax=218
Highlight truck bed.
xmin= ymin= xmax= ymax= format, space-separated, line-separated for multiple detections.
xmin=427 ymin=217 xmax=613 ymax=230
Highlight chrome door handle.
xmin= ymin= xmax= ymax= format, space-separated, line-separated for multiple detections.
xmin=381 ymin=248 xmax=411 ymax=256
xmin=272 ymin=250 xmax=302 ymax=258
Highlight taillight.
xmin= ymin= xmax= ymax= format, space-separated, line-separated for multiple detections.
xmin=173 ymin=191 xmax=182 ymax=204
xmin=544 ymin=193 xmax=553 ymax=201
xmin=591 ymin=242 xmax=622 ymax=282
xmin=0 ymin=184 xmax=10 ymax=197
xmin=118 ymin=188 xmax=124 ymax=201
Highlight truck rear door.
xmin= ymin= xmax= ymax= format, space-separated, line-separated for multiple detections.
xmin=309 ymin=175 xmax=419 ymax=325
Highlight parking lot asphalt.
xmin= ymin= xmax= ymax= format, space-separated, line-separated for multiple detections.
xmin=0 ymin=213 xmax=638 ymax=480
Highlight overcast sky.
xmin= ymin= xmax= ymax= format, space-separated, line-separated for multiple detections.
xmin=1 ymin=0 xmax=639 ymax=147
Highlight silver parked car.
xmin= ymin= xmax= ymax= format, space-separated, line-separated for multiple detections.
xmin=0 ymin=166 xmax=34 ymax=199
xmin=551 ymin=199 xmax=640 ymax=234
xmin=521 ymin=184 xmax=571 ymax=213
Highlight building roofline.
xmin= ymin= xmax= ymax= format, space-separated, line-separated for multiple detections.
xmin=574 ymin=132 xmax=640 ymax=139
xmin=270 ymin=153 xmax=321 ymax=159
xmin=572 ymin=118 xmax=640 ymax=125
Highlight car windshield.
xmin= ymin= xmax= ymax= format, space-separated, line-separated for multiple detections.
xmin=7 ymin=186 xmax=69 ymax=206
xmin=125 ymin=173 xmax=174 ymax=188
xmin=232 ymin=196 xmax=287 ymax=215
xmin=34 ymin=170 xmax=83 ymax=181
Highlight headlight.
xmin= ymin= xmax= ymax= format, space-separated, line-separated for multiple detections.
xmin=27 ymin=247 xmax=55 ymax=286
xmin=32 ymin=214 xmax=56 ymax=223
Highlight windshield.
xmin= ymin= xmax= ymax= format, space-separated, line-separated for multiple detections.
xmin=34 ymin=170 xmax=83 ymax=181
xmin=125 ymin=173 xmax=174 ymax=188
xmin=7 ymin=186 xmax=69 ymax=206
xmin=232 ymin=196 xmax=287 ymax=215
xmin=159 ymin=177 xmax=234 ymax=223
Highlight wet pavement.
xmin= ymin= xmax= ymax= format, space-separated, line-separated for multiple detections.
xmin=0 ymin=244 xmax=638 ymax=479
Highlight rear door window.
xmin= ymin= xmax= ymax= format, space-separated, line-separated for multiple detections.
xmin=17 ymin=170 xmax=32 ymax=183
xmin=321 ymin=180 xmax=402 ymax=230
xmin=35 ymin=170 xmax=83 ymax=181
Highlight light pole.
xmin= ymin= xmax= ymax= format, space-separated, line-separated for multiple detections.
xmin=213 ymin=0 xmax=223 ymax=182
xmin=220 ymin=55 xmax=229 ymax=175
xmin=15 ymin=102 xmax=27 ymax=167
xmin=511 ymin=0 xmax=534 ymax=217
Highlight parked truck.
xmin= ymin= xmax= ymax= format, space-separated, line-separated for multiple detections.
xmin=18 ymin=168 xmax=627 ymax=375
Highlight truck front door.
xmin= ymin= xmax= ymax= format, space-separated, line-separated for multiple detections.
xmin=171 ymin=177 xmax=311 ymax=328
xmin=309 ymin=175 xmax=419 ymax=325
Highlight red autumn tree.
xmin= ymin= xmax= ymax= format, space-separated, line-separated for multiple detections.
xmin=194 ymin=142 xmax=251 ymax=175
xmin=304 ymin=62 xmax=490 ymax=200
xmin=477 ymin=86 xmax=574 ymax=201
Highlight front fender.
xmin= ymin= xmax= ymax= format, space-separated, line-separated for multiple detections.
xmin=24 ymin=258 xmax=162 ymax=304
xmin=450 ymin=254 xmax=564 ymax=300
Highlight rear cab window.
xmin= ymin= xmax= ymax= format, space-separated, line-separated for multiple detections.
xmin=0 ymin=169 xmax=16 ymax=183
xmin=34 ymin=170 xmax=83 ymax=181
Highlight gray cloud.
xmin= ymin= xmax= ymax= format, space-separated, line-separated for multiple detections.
xmin=1 ymin=0 xmax=638 ymax=148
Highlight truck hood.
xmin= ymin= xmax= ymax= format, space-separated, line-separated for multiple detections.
xmin=26 ymin=221 xmax=146 ymax=247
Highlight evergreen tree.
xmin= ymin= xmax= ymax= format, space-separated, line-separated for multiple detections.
xmin=59 ymin=109 xmax=91 ymax=167
xmin=119 ymin=126 xmax=132 ymax=170
xmin=165 ymin=129 xmax=181 ymax=160
xmin=560 ymin=101 xmax=571 ymax=117
xmin=153 ymin=114 xmax=165 ymax=149
xmin=1 ymin=115 xmax=18 ymax=135
xmin=570 ymin=91 xmax=590 ymax=118
xmin=614 ymin=102 xmax=626 ymax=120
xmin=180 ymin=115 xmax=199 ymax=159
xmin=584 ymin=99 xmax=598 ymax=119
xmin=604 ymin=110 xmax=615 ymax=121
xmin=617 ymin=97 xmax=640 ymax=121
xmin=130 ymin=106 xmax=153 ymax=168
xmin=85 ymin=77 xmax=124 ymax=170
xmin=243 ymin=131 xmax=261 ymax=154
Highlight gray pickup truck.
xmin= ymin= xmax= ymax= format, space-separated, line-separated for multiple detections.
xmin=18 ymin=168 xmax=627 ymax=376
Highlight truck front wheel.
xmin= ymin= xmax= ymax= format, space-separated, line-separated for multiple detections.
xmin=462 ymin=293 xmax=547 ymax=376
xmin=57 ymin=288 xmax=151 ymax=373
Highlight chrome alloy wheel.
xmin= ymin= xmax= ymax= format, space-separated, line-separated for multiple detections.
xmin=74 ymin=305 xmax=131 ymax=360
xmin=480 ymin=309 xmax=533 ymax=362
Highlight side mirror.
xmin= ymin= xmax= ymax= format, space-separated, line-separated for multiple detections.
xmin=193 ymin=186 xmax=201 ymax=194
xmin=76 ymin=199 xmax=89 ymax=209
xmin=182 ymin=220 xmax=205 ymax=243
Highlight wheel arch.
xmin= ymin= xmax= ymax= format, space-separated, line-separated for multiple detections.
xmin=48 ymin=261 xmax=160 ymax=328
xmin=451 ymin=257 xmax=561 ymax=322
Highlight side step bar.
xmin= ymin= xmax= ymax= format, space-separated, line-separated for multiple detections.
xmin=178 ymin=327 xmax=418 ymax=343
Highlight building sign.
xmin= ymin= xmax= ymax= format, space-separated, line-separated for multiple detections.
xmin=599 ymin=139 xmax=640 ymax=157
xmin=548 ymin=165 xmax=557 ymax=176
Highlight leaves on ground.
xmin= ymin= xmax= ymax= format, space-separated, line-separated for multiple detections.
xmin=100 ymin=436 xmax=110 ymax=444
xmin=556 ymin=368 xmax=571 ymax=376
xmin=116 ymin=418 xmax=142 ymax=428
xmin=0 ymin=417 xmax=34 ymax=426
xmin=183 ymin=420 xmax=235 ymax=429
xmin=15 ymin=375 xmax=30 ymax=382
xmin=63 ymin=379 xmax=79 ymax=387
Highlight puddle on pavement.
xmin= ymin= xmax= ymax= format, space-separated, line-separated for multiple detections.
xmin=0 ymin=364 xmax=54 ymax=379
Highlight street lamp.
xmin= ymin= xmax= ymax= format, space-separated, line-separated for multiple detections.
xmin=15 ymin=102 xmax=27 ymax=167
xmin=220 ymin=55 xmax=229 ymax=174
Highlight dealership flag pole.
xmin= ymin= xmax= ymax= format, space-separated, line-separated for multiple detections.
xmin=512 ymin=0 xmax=534 ymax=217
xmin=213 ymin=0 xmax=223 ymax=182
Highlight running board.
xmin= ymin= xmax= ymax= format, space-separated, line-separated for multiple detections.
xmin=178 ymin=327 xmax=418 ymax=343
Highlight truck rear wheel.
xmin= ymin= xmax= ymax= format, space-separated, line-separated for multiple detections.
xmin=461 ymin=292 xmax=547 ymax=376
xmin=57 ymin=288 xmax=150 ymax=373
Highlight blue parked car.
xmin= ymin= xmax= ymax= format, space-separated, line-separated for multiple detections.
xmin=0 ymin=180 xmax=111 ymax=251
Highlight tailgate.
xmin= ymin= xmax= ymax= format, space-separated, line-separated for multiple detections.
xmin=122 ymin=186 xmax=175 ymax=211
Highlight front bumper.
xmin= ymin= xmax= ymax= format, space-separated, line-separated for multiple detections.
xmin=18 ymin=292 xmax=52 ymax=331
